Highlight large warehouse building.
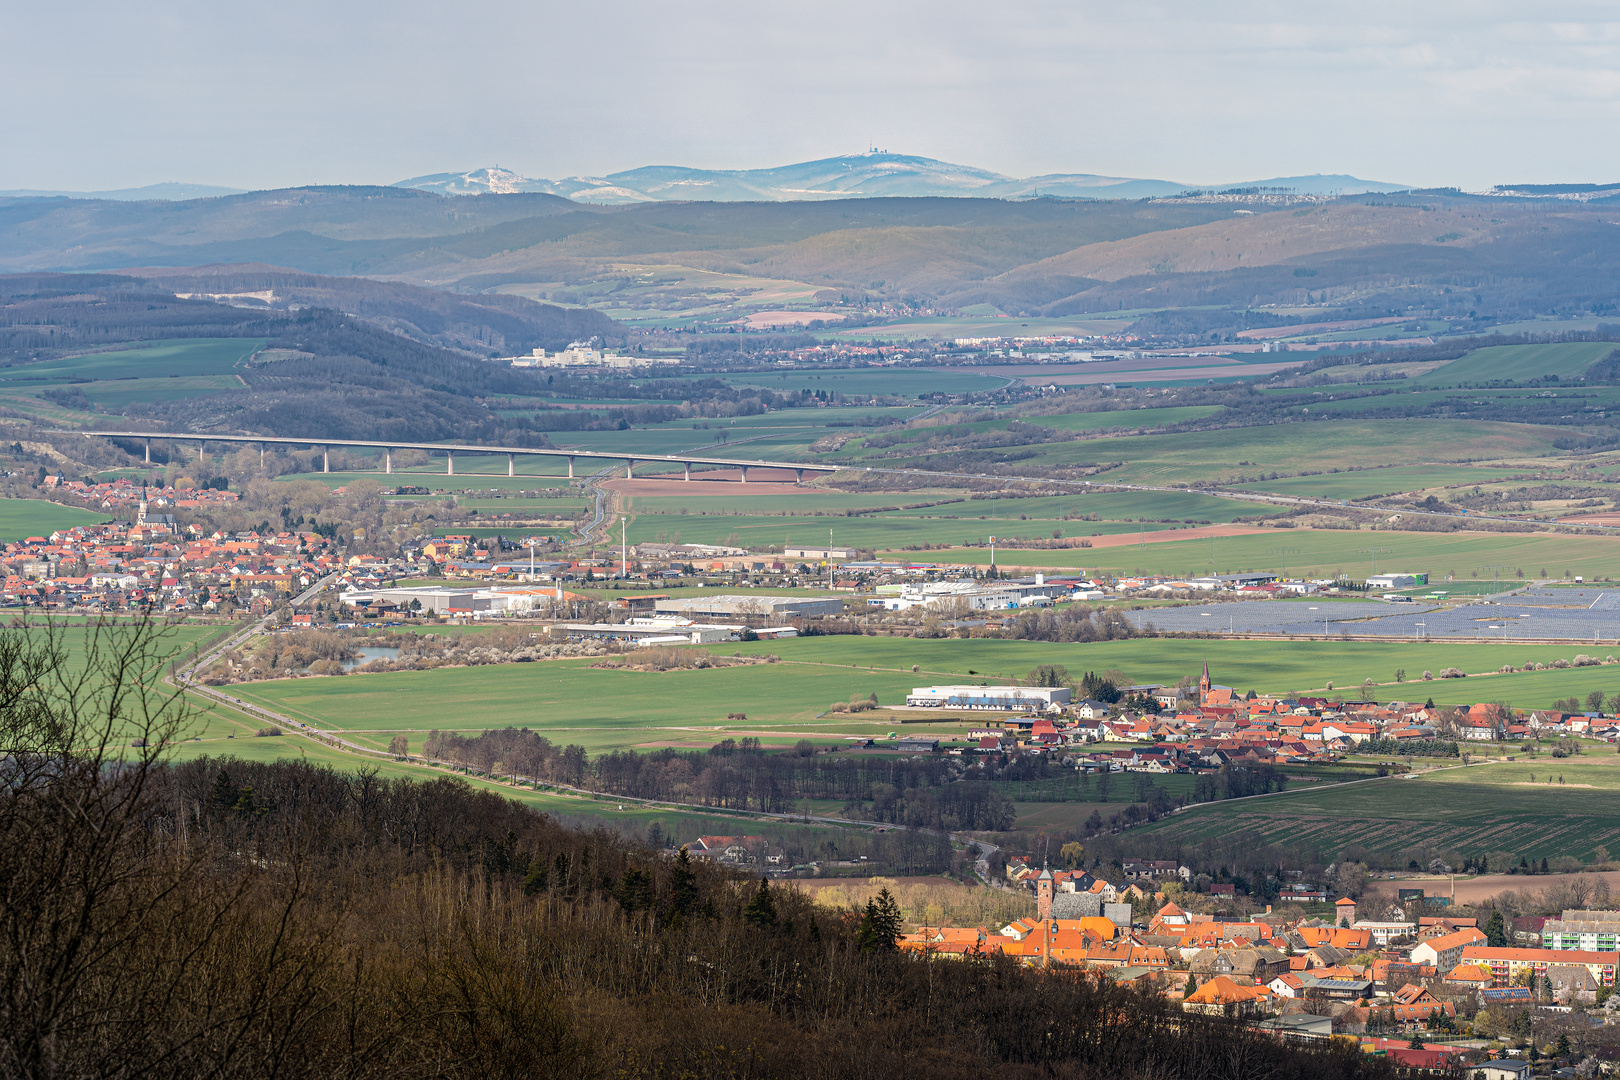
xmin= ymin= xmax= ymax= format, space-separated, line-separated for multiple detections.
xmin=905 ymin=685 xmax=1071 ymax=710
xmin=653 ymin=594 xmax=844 ymax=620
xmin=340 ymin=585 xmax=556 ymax=614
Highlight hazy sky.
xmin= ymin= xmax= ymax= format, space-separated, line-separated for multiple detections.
xmin=6 ymin=1 xmax=1620 ymax=191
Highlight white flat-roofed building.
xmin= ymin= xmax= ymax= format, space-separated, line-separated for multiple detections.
xmin=341 ymin=585 xmax=550 ymax=614
xmin=560 ymin=619 xmax=737 ymax=644
xmin=1366 ymin=572 xmax=1428 ymax=589
xmin=1351 ymin=921 xmax=1415 ymax=946
xmin=906 ymin=685 xmax=1071 ymax=710
xmin=654 ymin=594 xmax=843 ymax=620
xmin=874 ymin=576 xmax=1069 ymax=612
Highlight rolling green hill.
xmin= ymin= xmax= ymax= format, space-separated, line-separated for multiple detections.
xmin=1414 ymin=342 xmax=1617 ymax=386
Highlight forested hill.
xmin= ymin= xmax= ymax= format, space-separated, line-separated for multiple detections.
xmin=0 ymin=270 xmax=620 ymax=360
xmin=124 ymin=264 xmax=622 ymax=355
xmin=0 ymin=273 xmax=623 ymax=442
xmin=12 ymin=744 xmax=1408 ymax=1079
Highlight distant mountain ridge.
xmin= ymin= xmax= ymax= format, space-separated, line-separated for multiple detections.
xmin=391 ymin=153 xmax=1410 ymax=204
xmin=0 ymin=181 xmax=246 ymax=201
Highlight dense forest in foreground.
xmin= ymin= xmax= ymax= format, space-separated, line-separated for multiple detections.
xmin=1 ymin=619 xmax=1412 ymax=1079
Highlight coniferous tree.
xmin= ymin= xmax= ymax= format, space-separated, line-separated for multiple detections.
xmin=857 ymin=889 xmax=904 ymax=952
xmin=743 ymin=878 xmax=777 ymax=928
xmin=670 ymin=846 xmax=697 ymax=916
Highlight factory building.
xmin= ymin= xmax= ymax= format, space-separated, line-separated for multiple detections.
xmin=870 ymin=576 xmax=1070 ymax=611
xmin=784 ymin=545 xmax=857 ymax=560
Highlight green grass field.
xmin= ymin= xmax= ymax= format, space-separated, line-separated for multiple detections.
xmin=1133 ymin=769 xmax=1620 ymax=863
xmin=620 ymin=487 xmax=1278 ymax=550
xmin=1426 ymin=756 xmax=1620 ymax=791
xmin=626 ymin=488 xmax=1271 ymax=525
xmin=277 ymin=470 xmax=577 ymax=490
xmin=899 ymin=526 xmax=1620 ymax=581
xmin=848 ymin=419 xmax=1570 ymax=486
xmin=0 ymin=339 xmax=266 ymax=383
xmin=0 ymin=498 xmax=111 ymax=540
xmin=880 ymin=407 xmax=1228 ymax=442
xmin=1035 ymin=406 xmax=1226 ymax=432
xmin=1415 ymin=342 xmax=1617 ymax=387
xmin=716 ymin=369 xmax=1013 ymax=397
xmin=217 ymin=635 xmax=1620 ymax=760
xmin=1235 ymin=465 xmax=1534 ymax=499
xmin=625 ymin=512 xmax=1165 ymax=549
xmin=228 ymin=657 xmax=932 ymax=756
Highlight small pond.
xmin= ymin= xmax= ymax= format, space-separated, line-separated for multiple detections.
xmin=342 ymin=646 xmax=401 ymax=669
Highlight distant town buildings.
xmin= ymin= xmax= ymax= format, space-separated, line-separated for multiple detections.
xmin=503 ymin=342 xmax=677 ymax=368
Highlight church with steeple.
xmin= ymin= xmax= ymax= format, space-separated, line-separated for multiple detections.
xmin=1198 ymin=660 xmax=1234 ymax=707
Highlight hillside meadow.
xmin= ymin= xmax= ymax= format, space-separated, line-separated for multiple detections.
xmin=0 ymin=498 xmax=110 ymax=541
xmin=1415 ymin=341 xmax=1617 ymax=386
xmin=1233 ymin=464 xmax=1532 ymax=499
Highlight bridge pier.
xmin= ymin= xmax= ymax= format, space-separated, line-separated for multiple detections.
xmin=385 ymin=448 xmax=392 ymax=474
xmin=568 ymin=457 xmax=575 ymax=479
xmin=740 ymin=466 xmax=748 ymax=483
xmin=322 ymin=449 xmax=329 ymax=474
xmin=625 ymin=459 xmax=634 ymax=479
xmin=447 ymin=452 xmax=454 ymax=476
xmin=508 ymin=453 xmax=515 ymax=477
xmin=144 ymin=439 xmax=150 ymax=464
xmin=259 ymin=444 xmax=265 ymax=467
xmin=684 ymin=462 xmax=691 ymax=481
xmin=796 ymin=468 xmax=804 ymax=484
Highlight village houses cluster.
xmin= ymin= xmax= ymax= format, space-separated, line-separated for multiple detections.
xmin=963 ymin=663 xmax=1618 ymax=774
xmin=4 ymin=480 xmax=354 ymax=613
xmin=903 ymin=866 xmax=1620 ymax=1070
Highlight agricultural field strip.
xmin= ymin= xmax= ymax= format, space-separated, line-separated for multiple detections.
xmin=894 ymin=524 xmax=1620 ymax=578
xmin=1135 ymin=770 xmax=1620 ymax=862
xmin=225 ymin=639 xmax=1620 ymax=746
xmin=624 ymin=488 xmax=1270 ymax=523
